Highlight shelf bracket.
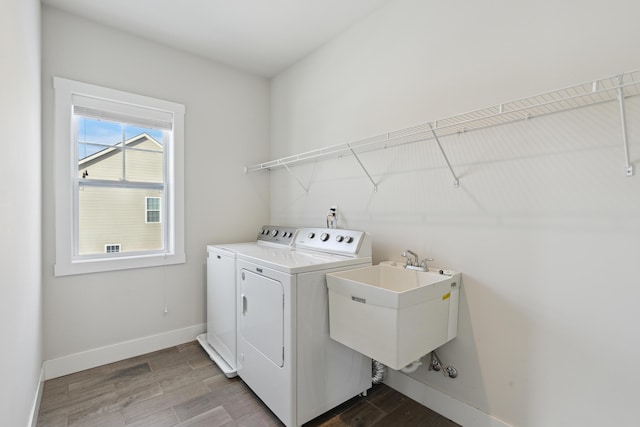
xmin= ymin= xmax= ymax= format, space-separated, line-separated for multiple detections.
xmin=617 ymin=77 xmax=634 ymax=176
xmin=430 ymin=124 xmax=460 ymax=187
xmin=283 ymin=163 xmax=309 ymax=193
xmin=347 ymin=144 xmax=377 ymax=192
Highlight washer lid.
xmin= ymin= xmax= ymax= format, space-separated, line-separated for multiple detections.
xmin=207 ymin=242 xmax=259 ymax=256
xmin=236 ymin=245 xmax=370 ymax=274
xmin=206 ymin=236 xmax=295 ymax=256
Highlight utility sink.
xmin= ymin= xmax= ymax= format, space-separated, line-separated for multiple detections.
xmin=326 ymin=261 xmax=460 ymax=370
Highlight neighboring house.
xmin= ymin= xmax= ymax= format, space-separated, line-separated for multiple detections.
xmin=77 ymin=133 xmax=164 ymax=255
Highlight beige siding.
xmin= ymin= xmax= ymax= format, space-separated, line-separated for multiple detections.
xmin=78 ymin=135 xmax=164 ymax=255
xmin=79 ymin=136 xmax=163 ymax=182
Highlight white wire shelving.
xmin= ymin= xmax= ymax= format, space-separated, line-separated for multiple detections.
xmin=245 ymin=69 xmax=639 ymax=191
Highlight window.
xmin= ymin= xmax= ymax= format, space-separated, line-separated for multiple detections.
xmin=105 ymin=244 xmax=121 ymax=254
xmin=54 ymin=77 xmax=185 ymax=276
xmin=145 ymin=197 xmax=161 ymax=223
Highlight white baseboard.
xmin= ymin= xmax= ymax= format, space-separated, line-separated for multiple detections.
xmin=43 ymin=324 xmax=205 ymax=380
xmin=28 ymin=365 xmax=45 ymax=427
xmin=384 ymin=369 xmax=511 ymax=427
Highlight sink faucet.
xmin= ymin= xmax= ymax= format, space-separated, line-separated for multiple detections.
xmin=402 ymin=250 xmax=419 ymax=267
xmin=402 ymin=250 xmax=433 ymax=271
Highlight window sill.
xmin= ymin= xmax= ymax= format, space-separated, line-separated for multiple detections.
xmin=54 ymin=252 xmax=186 ymax=276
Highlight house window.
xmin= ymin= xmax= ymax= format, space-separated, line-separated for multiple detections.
xmin=105 ymin=244 xmax=121 ymax=254
xmin=54 ymin=77 xmax=185 ymax=276
xmin=146 ymin=197 xmax=161 ymax=223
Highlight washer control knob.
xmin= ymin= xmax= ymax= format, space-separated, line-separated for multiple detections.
xmin=307 ymin=232 xmax=315 ymax=239
xmin=320 ymin=233 xmax=330 ymax=241
xmin=271 ymin=230 xmax=279 ymax=237
xmin=344 ymin=236 xmax=354 ymax=243
xmin=336 ymin=235 xmax=344 ymax=242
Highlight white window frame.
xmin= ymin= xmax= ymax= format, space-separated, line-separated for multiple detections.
xmin=54 ymin=77 xmax=185 ymax=276
xmin=145 ymin=196 xmax=161 ymax=223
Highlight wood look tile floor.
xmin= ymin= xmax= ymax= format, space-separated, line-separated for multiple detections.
xmin=37 ymin=342 xmax=460 ymax=427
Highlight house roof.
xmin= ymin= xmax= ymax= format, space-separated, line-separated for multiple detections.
xmin=79 ymin=133 xmax=162 ymax=166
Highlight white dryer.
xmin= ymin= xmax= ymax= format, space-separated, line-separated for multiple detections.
xmin=236 ymin=227 xmax=372 ymax=426
xmin=197 ymin=225 xmax=298 ymax=378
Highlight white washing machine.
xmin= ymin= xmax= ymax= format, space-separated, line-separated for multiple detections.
xmin=197 ymin=225 xmax=298 ymax=378
xmin=236 ymin=227 xmax=373 ymax=426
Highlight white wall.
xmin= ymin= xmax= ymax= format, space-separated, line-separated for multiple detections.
xmin=270 ymin=0 xmax=640 ymax=426
xmin=0 ymin=0 xmax=42 ymax=424
xmin=41 ymin=6 xmax=270 ymax=373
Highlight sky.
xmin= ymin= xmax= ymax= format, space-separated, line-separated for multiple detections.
xmin=77 ymin=117 xmax=164 ymax=159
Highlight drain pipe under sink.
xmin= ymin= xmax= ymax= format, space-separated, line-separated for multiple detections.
xmin=400 ymin=359 xmax=422 ymax=374
xmin=372 ymin=359 xmax=421 ymax=381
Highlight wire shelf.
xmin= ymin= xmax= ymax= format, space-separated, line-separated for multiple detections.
xmin=245 ymin=69 xmax=639 ymax=182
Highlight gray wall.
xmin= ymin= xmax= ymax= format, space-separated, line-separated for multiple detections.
xmin=0 ymin=0 xmax=42 ymax=425
xmin=269 ymin=0 xmax=640 ymax=425
xmin=41 ymin=6 xmax=270 ymax=366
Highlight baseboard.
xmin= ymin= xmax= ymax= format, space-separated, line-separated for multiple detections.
xmin=43 ymin=323 xmax=205 ymax=380
xmin=384 ymin=369 xmax=511 ymax=427
xmin=28 ymin=365 xmax=45 ymax=427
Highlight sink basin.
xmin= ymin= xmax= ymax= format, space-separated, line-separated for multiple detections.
xmin=326 ymin=261 xmax=460 ymax=370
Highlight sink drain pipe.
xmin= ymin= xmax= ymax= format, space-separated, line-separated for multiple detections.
xmin=372 ymin=360 xmax=386 ymax=384
xmin=400 ymin=359 xmax=422 ymax=374
xmin=372 ymin=353 xmax=457 ymax=381
xmin=371 ymin=359 xmax=423 ymax=380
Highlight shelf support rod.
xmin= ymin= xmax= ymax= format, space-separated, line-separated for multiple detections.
xmin=617 ymin=77 xmax=634 ymax=176
xmin=283 ymin=163 xmax=309 ymax=193
xmin=347 ymin=144 xmax=377 ymax=192
xmin=430 ymin=124 xmax=460 ymax=187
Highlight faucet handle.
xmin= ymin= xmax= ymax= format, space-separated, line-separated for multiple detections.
xmin=420 ymin=258 xmax=434 ymax=269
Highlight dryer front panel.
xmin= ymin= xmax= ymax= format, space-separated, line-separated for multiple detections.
xmin=239 ymin=268 xmax=284 ymax=367
xmin=206 ymin=249 xmax=237 ymax=368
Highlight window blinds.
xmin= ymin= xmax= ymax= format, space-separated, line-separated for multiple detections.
xmin=72 ymin=94 xmax=173 ymax=130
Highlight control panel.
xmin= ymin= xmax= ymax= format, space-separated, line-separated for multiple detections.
xmin=294 ymin=227 xmax=368 ymax=257
xmin=256 ymin=225 xmax=299 ymax=246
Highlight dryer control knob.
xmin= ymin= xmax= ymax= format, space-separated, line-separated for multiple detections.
xmin=320 ymin=233 xmax=330 ymax=241
xmin=336 ymin=235 xmax=344 ymax=242
xmin=271 ymin=230 xmax=279 ymax=237
xmin=308 ymin=232 xmax=315 ymax=239
xmin=344 ymin=236 xmax=354 ymax=244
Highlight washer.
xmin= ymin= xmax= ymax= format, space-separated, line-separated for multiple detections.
xmin=197 ymin=225 xmax=298 ymax=378
xmin=236 ymin=227 xmax=372 ymax=426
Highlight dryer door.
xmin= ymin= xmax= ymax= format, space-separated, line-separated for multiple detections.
xmin=239 ymin=269 xmax=284 ymax=367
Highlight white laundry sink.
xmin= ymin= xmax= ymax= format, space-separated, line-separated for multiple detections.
xmin=326 ymin=261 xmax=460 ymax=370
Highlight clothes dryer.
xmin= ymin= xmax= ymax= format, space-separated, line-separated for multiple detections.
xmin=197 ymin=225 xmax=298 ymax=378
